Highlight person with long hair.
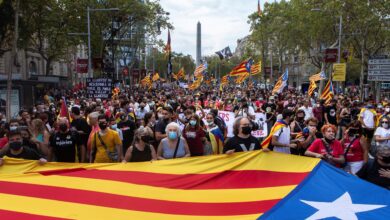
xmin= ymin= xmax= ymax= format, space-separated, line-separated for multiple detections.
xmin=122 ymin=127 xmax=157 ymax=162
xmin=183 ymin=114 xmax=206 ymax=156
xmin=30 ymin=118 xmax=50 ymax=156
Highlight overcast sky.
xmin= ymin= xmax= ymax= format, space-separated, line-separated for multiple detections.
xmin=159 ymin=0 xmax=268 ymax=59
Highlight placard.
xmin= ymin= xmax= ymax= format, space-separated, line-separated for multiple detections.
xmin=86 ymin=78 xmax=112 ymax=99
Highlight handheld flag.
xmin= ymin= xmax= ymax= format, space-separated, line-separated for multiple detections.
xmin=308 ymin=80 xmax=317 ymax=97
xmin=165 ymin=30 xmax=172 ymax=76
xmin=194 ymin=64 xmax=206 ymax=78
xmin=230 ymin=59 xmax=252 ymax=77
xmin=215 ymin=46 xmax=233 ymax=60
xmin=221 ymin=75 xmax=229 ymax=85
xmin=177 ymin=67 xmax=185 ymax=79
xmin=59 ymin=97 xmax=71 ymax=122
xmin=309 ymin=71 xmax=326 ymax=82
xmin=235 ymin=72 xmax=249 ymax=84
xmin=152 ymin=72 xmax=160 ymax=82
xmin=272 ymin=69 xmax=288 ymax=94
xmin=320 ymin=79 xmax=334 ymax=104
xmin=251 ymin=60 xmax=262 ymax=75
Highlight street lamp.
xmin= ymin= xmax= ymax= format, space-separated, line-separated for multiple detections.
xmin=87 ymin=7 xmax=120 ymax=79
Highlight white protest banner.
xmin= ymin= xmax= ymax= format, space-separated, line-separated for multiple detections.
xmin=191 ymin=110 xmax=267 ymax=138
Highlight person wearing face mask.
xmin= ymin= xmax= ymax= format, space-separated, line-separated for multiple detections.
xmin=224 ymin=117 xmax=261 ymax=155
xmin=183 ymin=115 xmax=206 ymax=156
xmin=341 ymin=121 xmax=368 ymax=174
xmin=48 ymin=117 xmax=85 ymax=162
xmin=290 ymin=109 xmax=306 ymax=139
xmin=305 ymin=124 xmax=345 ymax=167
xmin=109 ymin=117 xmax=123 ymax=141
xmin=122 ymin=127 xmax=157 ymax=162
xmin=117 ymin=112 xmax=137 ymax=155
xmin=157 ymin=122 xmax=190 ymax=159
xmin=0 ymin=130 xmax=46 ymax=166
xmin=357 ymin=146 xmax=390 ymax=190
xmin=374 ymin=116 xmax=390 ymax=147
xmin=90 ymin=115 xmax=122 ymax=163
xmin=205 ymin=113 xmax=224 ymax=154
xmin=135 ymin=102 xmax=148 ymax=126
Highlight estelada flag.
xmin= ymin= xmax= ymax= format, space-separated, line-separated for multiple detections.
xmin=261 ymin=120 xmax=287 ymax=149
xmin=2 ymin=151 xmax=390 ymax=219
xmin=308 ymin=80 xmax=317 ymax=97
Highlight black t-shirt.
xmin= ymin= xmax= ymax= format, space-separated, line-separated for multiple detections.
xmin=4 ymin=146 xmax=41 ymax=160
xmin=117 ymin=120 xmax=137 ymax=150
xmin=357 ymin=159 xmax=390 ymax=190
xmin=261 ymin=103 xmax=277 ymax=112
xmin=325 ymin=105 xmax=338 ymax=125
xmin=70 ymin=117 xmax=91 ymax=146
xmin=155 ymin=119 xmax=169 ymax=135
xmin=49 ymin=131 xmax=82 ymax=162
xmin=223 ymin=136 xmax=261 ymax=153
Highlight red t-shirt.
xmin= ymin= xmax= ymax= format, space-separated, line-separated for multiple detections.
xmin=308 ymin=139 xmax=344 ymax=158
xmin=183 ymin=127 xmax=205 ymax=156
xmin=0 ymin=137 xmax=8 ymax=149
xmin=343 ymin=138 xmax=364 ymax=162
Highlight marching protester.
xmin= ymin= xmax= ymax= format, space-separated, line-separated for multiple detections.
xmin=341 ymin=121 xmax=368 ymax=174
xmin=374 ymin=116 xmax=390 ymax=147
xmin=224 ymin=117 xmax=261 ymax=154
xmin=0 ymin=130 xmax=47 ymax=166
xmin=157 ymin=122 xmax=191 ymax=159
xmin=182 ymin=114 xmax=206 ymax=156
xmin=48 ymin=117 xmax=85 ymax=162
xmin=123 ymin=127 xmax=157 ymax=162
xmin=305 ymin=124 xmax=345 ymax=167
xmin=90 ymin=115 xmax=122 ymax=163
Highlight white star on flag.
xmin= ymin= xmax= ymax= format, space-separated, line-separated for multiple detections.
xmin=301 ymin=192 xmax=386 ymax=220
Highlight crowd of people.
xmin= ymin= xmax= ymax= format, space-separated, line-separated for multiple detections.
xmin=0 ymin=84 xmax=389 ymax=190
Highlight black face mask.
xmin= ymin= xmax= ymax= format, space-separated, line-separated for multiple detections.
xmin=59 ymin=124 xmax=68 ymax=132
xmin=99 ymin=122 xmax=108 ymax=130
xmin=9 ymin=141 xmax=23 ymax=151
xmin=297 ymin=116 xmax=305 ymax=122
xmin=163 ymin=118 xmax=170 ymax=123
xmin=242 ymin=126 xmax=252 ymax=135
xmin=381 ymin=155 xmax=390 ymax=164
xmin=348 ymin=129 xmax=359 ymax=137
xmin=141 ymin=135 xmax=151 ymax=143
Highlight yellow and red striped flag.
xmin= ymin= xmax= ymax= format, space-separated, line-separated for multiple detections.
xmin=250 ymin=60 xmax=261 ymax=75
xmin=272 ymin=69 xmax=288 ymax=94
xmin=0 ymin=151 xmax=319 ymax=219
xmin=235 ymin=72 xmax=249 ymax=84
xmin=141 ymin=75 xmax=152 ymax=87
xmin=194 ymin=64 xmax=206 ymax=78
xmin=152 ymin=72 xmax=160 ymax=82
xmin=309 ymin=71 xmax=326 ymax=82
xmin=261 ymin=121 xmax=287 ymax=149
xmin=308 ymin=80 xmax=317 ymax=97
xmin=229 ymin=59 xmax=249 ymax=77
xmin=177 ymin=67 xmax=185 ymax=79
xmin=320 ymin=79 xmax=334 ymax=104
xmin=221 ymin=75 xmax=229 ymax=85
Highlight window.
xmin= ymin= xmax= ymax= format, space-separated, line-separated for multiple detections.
xmin=29 ymin=61 xmax=37 ymax=75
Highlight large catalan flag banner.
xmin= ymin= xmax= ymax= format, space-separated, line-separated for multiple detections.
xmin=1 ymin=152 xmax=390 ymax=219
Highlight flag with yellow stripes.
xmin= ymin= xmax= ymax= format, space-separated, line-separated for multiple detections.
xmin=250 ymin=60 xmax=261 ymax=75
xmin=320 ymin=79 xmax=334 ymax=104
xmin=0 ymin=152 xmax=320 ymax=219
xmin=308 ymin=80 xmax=317 ymax=97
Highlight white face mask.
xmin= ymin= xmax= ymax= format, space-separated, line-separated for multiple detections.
xmin=158 ymin=114 xmax=164 ymax=119
xmin=386 ymin=108 xmax=390 ymax=112
xmin=382 ymin=123 xmax=389 ymax=129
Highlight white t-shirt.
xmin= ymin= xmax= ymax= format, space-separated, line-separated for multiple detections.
xmin=299 ymin=106 xmax=314 ymax=120
xmin=374 ymin=127 xmax=390 ymax=146
xmin=272 ymin=126 xmax=291 ymax=154
xmin=361 ymin=109 xmax=376 ymax=128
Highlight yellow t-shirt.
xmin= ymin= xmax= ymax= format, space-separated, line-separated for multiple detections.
xmin=93 ymin=129 xmax=122 ymax=163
